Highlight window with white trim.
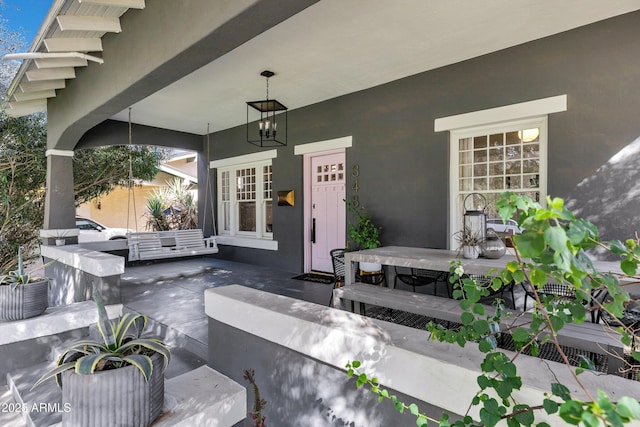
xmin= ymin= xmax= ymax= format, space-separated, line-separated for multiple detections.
xmin=217 ymin=159 xmax=273 ymax=240
xmin=449 ymin=117 xmax=548 ymax=248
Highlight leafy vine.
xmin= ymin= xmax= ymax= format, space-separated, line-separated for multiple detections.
xmin=347 ymin=193 xmax=640 ymax=426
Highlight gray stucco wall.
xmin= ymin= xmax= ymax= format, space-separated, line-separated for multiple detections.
xmin=208 ymin=11 xmax=640 ymax=271
xmin=208 ymin=319 xmax=453 ymax=426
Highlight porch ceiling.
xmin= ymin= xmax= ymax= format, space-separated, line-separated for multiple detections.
xmin=4 ymin=0 xmax=640 ymax=135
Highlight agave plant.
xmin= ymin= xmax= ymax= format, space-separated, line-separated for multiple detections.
xmin=0 ymin=247 xmax=42 ymax=290
xmin=33 ymin=292 xmax=170 ymax=389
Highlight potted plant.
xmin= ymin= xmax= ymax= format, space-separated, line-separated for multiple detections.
xmin=0 ymin=247 xmax=49 ymax=321
xmin=54 ymin=229 xmax=71 ymax=246
xmin=347 ymin=202 xmax=382 ymax=272
xmin=453 ymin=226 xmax=483 ymax=259
xmin=33 ymin=292 xmax=170 ymax=427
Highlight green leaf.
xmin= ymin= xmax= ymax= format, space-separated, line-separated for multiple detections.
xmin=548 ymin=314 xmax=565 ymax=332
xmin=543 ymin=398 xmax=559 ymax=414
xmin=119 ymin=338 xmax=171 ymax=368
xmin=558 ymin=400 xmax=583 ymax=425
xmin=512 ymin=328 xmax=530 ymax=344
xmin=620 ymin=260 xmax=637 ymax=277
xmin=513 ymin=404 xmax=534 ymax=425
xmin=545 ymin=226 xmax=569 ymax=253
xmin=473 ymin=319 xmax=490 ymax=335
xmin=551 ymin=383 xmax=572 ymax=401
xmin=472 ymin=303 xmax=485 ymax=316
xmin=609 ymin=240 xmax=628 ymax=255
xmin=409 ymin=403 xmax=420 ymax=416
xmin=121 ymin=354 xmax=153 ymax=381
xmin=530 ymin=269 xmax=547 ymax=287
xmin=514 ymin=231 xmax=545 ymax=258
xmin=478 ymin=338 xmax=495 ymax=353
xmin=75 ymin=353 xmax=111 ymax=375
xmin=617 ymin=396 xmax=640 ymax=420
xmin=31 ymin=362 xmax=76 ymax=390
xmin=581 ymin=411 xmax=599 ymax=427
xmin=357 ymin=373 xmax=367 ymax=387
xmin=461 ymin=312 xmax=475 ymax=325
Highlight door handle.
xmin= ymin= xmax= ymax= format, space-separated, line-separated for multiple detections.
xmin=311 ymin=218 xmax=316 ymax=243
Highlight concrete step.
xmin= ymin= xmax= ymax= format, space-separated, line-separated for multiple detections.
xmin=7 ymin=347 xmax=207 ymax=427
xmin=7 ymin=359 xmax=61 ymax=427
xmin=153 ymin=365 xmax=246 ymax=427
xmin=0 ymin=384 xmax=27 ymax=427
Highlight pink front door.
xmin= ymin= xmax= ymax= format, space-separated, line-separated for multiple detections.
xmin=310 ymin=152 xmax=346 ymax=272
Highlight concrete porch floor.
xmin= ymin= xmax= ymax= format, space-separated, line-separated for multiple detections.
xmin=1 ymin=256 xmax=531 ymax=426
xmin=119 ymin=257 xmax=336 ymax=359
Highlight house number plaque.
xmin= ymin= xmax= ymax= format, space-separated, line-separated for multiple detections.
xmin=352 ymin=163 xmax=360 ymax=207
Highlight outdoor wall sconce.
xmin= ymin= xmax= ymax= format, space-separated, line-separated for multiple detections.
xmin=277 ymin=190 xmax=294 ymax=206
xmin=247 ymin=70 xmax=288 ymax=147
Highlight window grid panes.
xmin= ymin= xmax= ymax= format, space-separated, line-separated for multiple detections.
xmin=316 ymin=162 xmax=345 ymax=183
xmin=458 ymin=127 xmax=540 ymax=218
xmin=263 ymin=165 xmax=273 ymax=233
xmin=217 ymin=160 xmax=273 ymax=239
xmin=237 ymin=168 xmax=256 ymax=232
xmin=263 ymin=165 xmax=272 ymax=199
xmin=221 ymin=171 xmax=230 ymax=232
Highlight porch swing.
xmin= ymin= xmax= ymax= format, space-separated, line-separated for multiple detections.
xmin=126 ymin=117 xmax=218 ymax=262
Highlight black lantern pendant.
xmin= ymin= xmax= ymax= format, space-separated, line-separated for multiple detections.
xmin=247 ymin=70 xmax=287 ymax=147
xmin=463 ymin=193 xmax=487 ymax=244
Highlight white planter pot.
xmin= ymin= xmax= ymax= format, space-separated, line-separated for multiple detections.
xmin=359 ymin=261 xmax=382 ymax=272
xmin=56 ymin=239 xmax=66 ymax=246
xmin=462 ymin=245 xmax=480 ymax=259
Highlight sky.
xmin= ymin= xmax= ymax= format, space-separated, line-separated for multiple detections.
xmin=1 ymin=0 xmax=51 ymax=46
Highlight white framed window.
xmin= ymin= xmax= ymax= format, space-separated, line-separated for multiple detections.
xmin=211 ymin=150 xmax=277 ymax=250
xmin=437 ymin=95 xmax=566 ymax=249
xmin=448 ymin=117 xmax=548 ymax=249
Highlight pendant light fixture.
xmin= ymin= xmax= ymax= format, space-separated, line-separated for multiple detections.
xmin=247 ymin=70 xmax=287 ymax=147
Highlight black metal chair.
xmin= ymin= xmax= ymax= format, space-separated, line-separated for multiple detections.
xmin=328 ymin=248 xmax=346 ymax=306
xmin=357 ymin=267 xmax=386 ymax=286
xmin=394 ymin=267 xmax=449 ymax=297
xmin=521 ymin=281 xmax=601 ymax=323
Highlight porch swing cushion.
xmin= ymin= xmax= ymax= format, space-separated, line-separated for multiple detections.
xmin=128 ymin=229 xmax=218 ymax=261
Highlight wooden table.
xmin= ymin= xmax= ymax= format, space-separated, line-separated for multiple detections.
xmin=344 ymin=246 xmax=516 ymax=288
xmin=344 ymin=246 xmax=631 ymax=288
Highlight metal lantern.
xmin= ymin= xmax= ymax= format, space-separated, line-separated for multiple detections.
xmin=463 ymin=193 xmax=487 ymax=244
xmin=247 ymin=70 xmax=287 ymax=147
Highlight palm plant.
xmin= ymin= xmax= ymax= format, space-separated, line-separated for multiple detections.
xmin=145 ymin=195 xmax=170 ymax=231
xmin=33 ymin=292 xmax=170 ymax=389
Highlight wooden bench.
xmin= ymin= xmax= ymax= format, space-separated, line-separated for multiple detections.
xmin=128 ymin=229 xmax=218 ymax=261
xmin=333 ymin=283 xmax=628 ymax=375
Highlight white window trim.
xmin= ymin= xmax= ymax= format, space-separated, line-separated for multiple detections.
xmin=438 ymin=96 xmax=566 ymax=250
xmin=210 ymin=149 xmax=277 ymax=168
xmin=294 ymin=136 xmax=352 ymax=156
xmin=211 ymin=151 xmax=277 ymax=251
xmin=435 ymin=95 xmax=566 ymax=132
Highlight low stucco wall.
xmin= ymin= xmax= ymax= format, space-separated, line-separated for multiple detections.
xmin=41 ymin=245 xmax=124 ymax=306
xmin=205 ymin=285 xmax=640 ymax=427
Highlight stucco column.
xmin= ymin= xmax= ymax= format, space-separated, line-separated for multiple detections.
xmin=43 ymin=149 xmax=78 ymax=245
